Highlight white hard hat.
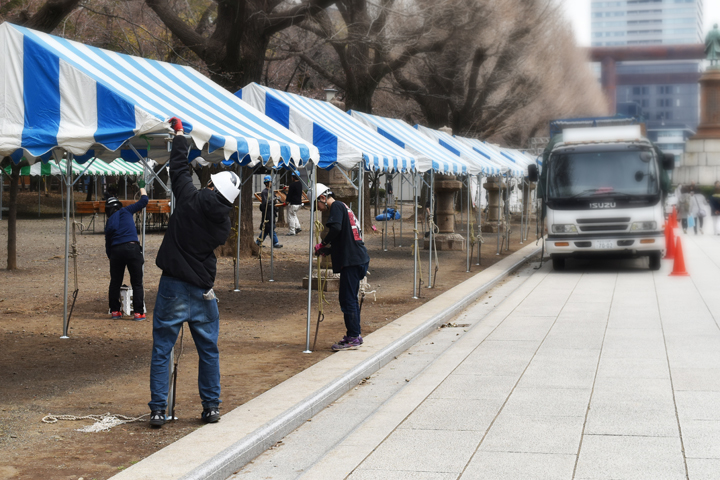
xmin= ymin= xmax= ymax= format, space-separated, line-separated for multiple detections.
xmin=210 ymin=171 xmax=241 ymax=203
xmin=315 ymin=182 xmax=333 ymax=200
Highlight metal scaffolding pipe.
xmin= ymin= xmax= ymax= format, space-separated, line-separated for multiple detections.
xmin=61 ymin=153 xmax=72 ymax=339
xmin=304 ymin=167 xmax=316 ymax=353
xmin=234 ymin=167 xmax=243 ymax=292
xmin=428 ymin=171 xmax=434 ymax=288
xmin=413 ymin=173 xmax=418 ymax=299
xmin=269 ymin=170 xmax=275 ymax=283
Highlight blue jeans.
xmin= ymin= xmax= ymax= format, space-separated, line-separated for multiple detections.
xmin=259 ymin=229 xmax=279 ymax=245
xmin=338 ymin=262 xmax=369 ymax=338
xmin=149 ymin=276 xmax=221 ymax=411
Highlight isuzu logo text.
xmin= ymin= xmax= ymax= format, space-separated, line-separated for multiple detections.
xmin=589 ymin=202 xmax=616 ymax=209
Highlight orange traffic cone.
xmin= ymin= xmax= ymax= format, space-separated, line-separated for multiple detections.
xmin=664 ymin=222 xmax=675 ymax=260
xmin=669 ymin=236 xmax=689 ymax=276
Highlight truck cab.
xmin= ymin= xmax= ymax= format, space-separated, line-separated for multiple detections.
xmin=535 ymin=124 xmax=674 ymax=271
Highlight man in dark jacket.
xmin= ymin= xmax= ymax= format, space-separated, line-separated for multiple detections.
xmin=149 ymin=117 xmax=240 ymax=428
xmin=105 ymin=184 xmax=148 ymax=320
xmin=284 ymin=172 xmax=303 ymax=236
xmin=257 ymin=175 xmax=282 ymax=248
xmin=314 ymin=183 xmax=370 ymax=351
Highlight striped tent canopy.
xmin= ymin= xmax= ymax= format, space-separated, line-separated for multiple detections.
xmin=56 ymin=158 xmax=141 ymax=176
xmin=237 ymin=83 xmax=415 ymax=172
xmin=3 ymin=162 xmax=61 ymax=176
xmin=414 ymin=125 xmax=519 ymax=177
xmin=454 ymin=136 xmax=527 ymax=175
xmin=0 ymin=23 xmax=319 ymax=169
xmin=348 ymin=111 xmax=486 ymax=175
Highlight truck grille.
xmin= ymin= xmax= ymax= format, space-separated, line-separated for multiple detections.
xmin=576 ymin=217 xmax=631 ymax=224
xmin=578 ymin=225 xmax=628 ymax=232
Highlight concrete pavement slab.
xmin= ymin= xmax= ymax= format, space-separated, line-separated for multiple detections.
xmin=429 ymin=374 xmax=518 ymax=401
xmin=575 ymin=435 xmax=686 ymax=480
xmin=678 ymin=419 xmax=720 ymax=459
xmin=399 ymin=397 xmax=500 ymax=431
xmin=686 ymin=458 xmax=720 ymax=480
xmin=461 ymin=451 xmax=576 ymax=480
xmin=675 ymin=391 xmax=720 ymax=421
xmin=671 ymin=367 xmax=720 ymax=391
xmin=478 ymin=414 xmax=585 ymax=455
xmin=499 ymin=386 xmax=592 ymax=418
xmin=349 ymin=471 xmax=458 ymax=480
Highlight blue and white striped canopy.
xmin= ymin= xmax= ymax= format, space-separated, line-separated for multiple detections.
xmin=0 ymin=23 xmax=318 ymax=168
xmin=237 ymin=83 xmax=415 ymax=172
xmin=349 ymin=111 xmax=479 ymax=175
xmin=454 ymin=136 xmax=525 ymax=176
xmin=413 ymin=125 xmax=508 ymax=176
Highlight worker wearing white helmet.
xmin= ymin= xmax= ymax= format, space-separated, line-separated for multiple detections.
xmin=314 ymin=183 xmax=370 ymax=351
xmin=149 ymin=117 xmax=238 ymax=428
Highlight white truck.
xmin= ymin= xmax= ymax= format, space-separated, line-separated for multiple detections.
xmin=529 ymin=125 xmax=675 ymax=271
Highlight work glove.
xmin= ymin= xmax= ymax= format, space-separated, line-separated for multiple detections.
xmin=138 ymin=179 xmax=146 ymax=188
xmin=168 ymin=117 xmax=184 ymax=133
xmin=314 ymin=243 xmax=330 ymax=257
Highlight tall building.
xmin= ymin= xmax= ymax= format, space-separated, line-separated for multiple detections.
xmin=591 ymin=0 xmax=704 ymax=160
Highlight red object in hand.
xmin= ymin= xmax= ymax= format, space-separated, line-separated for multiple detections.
xmin=168 ymin=117 xmax=183 ymax=132
xmin=314 ymin=243 xmax=325 ymax=256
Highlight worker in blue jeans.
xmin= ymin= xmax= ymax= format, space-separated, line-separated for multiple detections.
xmin=148 ymin=117 xmax=240 ymax=428
xmin=314 ymin=183 xmax=370 ymax=351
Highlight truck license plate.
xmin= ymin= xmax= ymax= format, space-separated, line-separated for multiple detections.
xmin=597 ymin=241 xmax=614 ymax=249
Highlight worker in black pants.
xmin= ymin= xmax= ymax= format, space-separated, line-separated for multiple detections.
xmin=105 ymin=183 xmax=148 ymax=320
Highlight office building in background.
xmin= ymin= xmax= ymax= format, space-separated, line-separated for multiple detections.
xmin=591 ymin=0 xmax=704 ymax=161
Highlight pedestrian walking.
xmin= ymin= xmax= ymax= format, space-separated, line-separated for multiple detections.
xmin=256 ymin=175 xmax=283 ymax=248
xmin=314 ymin=183 xmax=370 ymax=351
xmin=148 ymin=117 xmax=240 ymax=428
xmin=678 ymin=184 xmax=691 ymax=234
xmin=285 ymin=172 xmax=303 ymax=236
xmin=105 ymin=184 xmax=148 ymax=320
xmin=689 ymin=182 xmax=709 ymax=234
xmin=710 ymin=181 xmax=720 ymax=235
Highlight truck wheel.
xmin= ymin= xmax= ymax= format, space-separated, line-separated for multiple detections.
xmin=552 ymin=257 xmax=565 ymax=271
xmin=649 ymin=252 xmax=661 ymax=271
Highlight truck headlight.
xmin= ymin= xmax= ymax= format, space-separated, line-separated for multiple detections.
xmin=630 ymin=221 xmax=657 ymax=231
xmin=552 ymin=224 xmax=578 ymax=233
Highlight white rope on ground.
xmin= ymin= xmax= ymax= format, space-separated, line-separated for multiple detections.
xmin=359 ymin=273 xmax=376 ymax=303
xmin=42 ymin=413 xmax=149 ymax=432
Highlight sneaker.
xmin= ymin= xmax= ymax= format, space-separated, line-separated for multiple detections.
xmin=149 ymin=410 xmax=166 ymax=428
xmin=201 ymin=407 xmax=220 ymax=424
xmin=332 ymin=336 xmax=363 ymax=351
xmin=273 ymin=244 xmax=283 ymax=248
xmin=111 ymin=311 xmax=122 ymax=319
xmin=286 ymin=232 xmax=296 ymax=236
xmin=255 ymin=239 xmax=262 ymax=246
xmin=133 ymin=313 xmax=146 ymax=321
xmin=295 ymin=228 xmax=302 ymax=233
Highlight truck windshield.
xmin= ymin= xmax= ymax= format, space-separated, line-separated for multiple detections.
xmin=547 ymin=150 xmax=659 ymax=199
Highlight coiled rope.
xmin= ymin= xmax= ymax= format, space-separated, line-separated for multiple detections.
xmin=42 ymin=413 xmax=148 ymax=432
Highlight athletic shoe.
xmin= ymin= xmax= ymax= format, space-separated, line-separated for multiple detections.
xmin=295 ymin=228 xmax=302 ymax=233
xmin=331 ymin=336 xmax=363 ymax=351
xmin=111 ymin=311 xmax=122 ymax=319
xmin=133 ymin=313 xmax=146 ymax=321
xmin=273 ymin=244 xmax=283 ymax=248
xmin=201 ymin=407 xmax=220 ymax=424
xmin=255 ymin=239 xmax=262 ymax=246
xmin=286 ymin=232 xmax=296 ymax=236
xmin=149 ymin=410 xmax=166 ymax=428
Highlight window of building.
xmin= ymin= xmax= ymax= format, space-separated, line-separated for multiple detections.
xmin=657 ymin=99 xmax=672 ymax=107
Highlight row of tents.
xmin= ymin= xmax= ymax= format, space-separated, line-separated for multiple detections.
xmin=0 ymin=22 xmax=538 ymax=344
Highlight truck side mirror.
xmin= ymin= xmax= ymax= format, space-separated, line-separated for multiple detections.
xmin=662 ymin=153 xmax=675 ymax=170
xmin=527 ymin=164 xmax=539 ymax=183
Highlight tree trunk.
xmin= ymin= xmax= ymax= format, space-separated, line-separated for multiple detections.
xmin=7 ymin=162 xmax=20 ymax=270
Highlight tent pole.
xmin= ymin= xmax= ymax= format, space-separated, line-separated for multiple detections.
xmin=519 ymin=179 xmax=525 ymax=244
xmin=61 ymin=153 xmax=73 ymax=339
xmin=38 ymin=178 xmax=41 ymax=218
xmin=466 ymin=175 xmax=471 ymax=272
xmin=234 ymin=167 xmax=242 ymax=292
xmin=399 ymin=173 xmax=403 ymax=247
xmin=359 ymin=165 xmax=364 ymax=240
xmin=142 ymin=161 xmax=147 ymax=270
xmin=413 ymin=172 xmax=418 ymax=299
xmin=124 ymin=175 xmax=127 ymax=200
xmin=477 ymin=174 xmax=482 ymax=265
xmin=269 ymin=170 xmax=275 ymax=283
xmin=304 ymin=166 xmax=316 ymax=353
xmin=428 ymin=171 xmax=434 ymax=288
xmin=496 ymin=176 xmax=501 ymax=256
xmin=383 ymin=173 xmax=388 ymax=252
xmin=1 ymin=169 xmax=4 ymax=221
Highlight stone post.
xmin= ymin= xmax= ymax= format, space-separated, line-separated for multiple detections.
xmin=424 ymin=173 xmax=465 ymax=250
xmin=482 ymin=177 xmax=505 ymax=233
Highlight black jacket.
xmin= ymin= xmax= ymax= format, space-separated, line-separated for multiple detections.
xmin=155 ymin=136 xmax=232 ymax=289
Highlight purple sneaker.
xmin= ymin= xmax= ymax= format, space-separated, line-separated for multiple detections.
xmin=332 ymin=336 xmax=363 ymax=351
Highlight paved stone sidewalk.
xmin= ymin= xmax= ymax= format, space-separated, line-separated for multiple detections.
xmin=232 ymin=233 xmax=720 ymax=480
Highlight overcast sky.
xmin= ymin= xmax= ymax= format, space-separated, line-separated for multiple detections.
xmin=559 ymin=0 xmax=720 ymax=47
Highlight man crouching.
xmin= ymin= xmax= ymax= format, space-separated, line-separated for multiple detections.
xmin=148 ymin=117 xmax=240 ymax=427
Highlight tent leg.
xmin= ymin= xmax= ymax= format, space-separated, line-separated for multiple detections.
xmin=383 ymin=173 xmax=388 ymax=252
xmin=428 ymin=171 xmax=434 ymax=288
xmin=124 ymin=175 xmax=127 ymax=200
xmin=477 ymin=174 xmax=482 ymax=266
xmin=61 ymin=153 xmax=73 ymax=339
xmin=234 ymin=167 xmax=242 ymax=292
xmin=38 ymin=181 xmax=41 ymax=218
xmin=1 ymin=170 xmax=4 ymax=221
xmin=399 ymin=173 xmax=403 ymax=247
xmin=413 ymin=173 xmax=418 ymax=299
xmin=142 ymin=162 xmax=147 ymax=268
xmin=466 ymin=175 xmax=471 ymax=273
xmin=269 ymin=171 xmax=275 ymax=283
xmin=304 ymin=167 xmax=316 ymax=354
xmin=496 ymin=177 xmax=501 ymax=256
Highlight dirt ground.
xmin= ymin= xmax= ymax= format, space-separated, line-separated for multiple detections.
xmin=0 ymin=189 xmax=531 ymax=480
